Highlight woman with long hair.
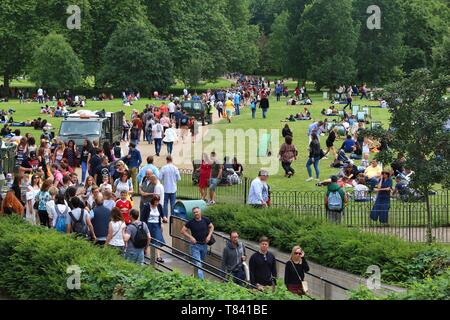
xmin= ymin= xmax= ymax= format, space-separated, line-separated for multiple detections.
xmin=38 ymin=140 xmax=52 ymax=179
xmin=16 ymin=137 xmax=28 ymax=166
xmin=113 ymin=170 xmax=133 ymax=199
xmin=26 ymin=174 xmax=41 ymax=225
xmin=103 ymin=141 xmax=115 ymax=163
xmin=279 ymin=135 xmax=298 ymax=178
xmin=27 ymin=136 xmax=37 ymax=155
xmin=284 ymin=246 xmax=310 ymax=296
xmin=324 ymin=127 xmax=339 ymax=161
xmin=2 ymin=191 xmax=24 ymax=216
xmin=105 ymin=207 xmax=126 ymax=253
xmin=370 ymin=171 xmax=393 ymax=225
xmin=52 ymin=140 xmax=65 ymax=166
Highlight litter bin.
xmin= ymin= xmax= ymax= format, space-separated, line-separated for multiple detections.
xmin=173 ymin=200 xmax=207 ymax=220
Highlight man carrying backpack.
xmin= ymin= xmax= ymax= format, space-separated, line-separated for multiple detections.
xmin=124 ymin=209 xmax=151 ymax=265
xmin=324 ymin=176 xmax=348 ymax=224
xmin=67 ymin=197 xmax=96 ymax=240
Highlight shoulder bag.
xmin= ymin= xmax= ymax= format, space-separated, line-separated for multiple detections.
xmin=291 ymin=260 xmax=309 ymax=294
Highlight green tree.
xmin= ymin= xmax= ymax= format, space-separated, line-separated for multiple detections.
xmin=401 ymin=0 xmax=449 ymax=73
xmin=268 ymin=10 xmax=290 ymax=75
xmin=432 ymin=34 xmax=450 ymax=77
xmin=97 ymin=23 xmax=174 ymax=93
xmin=353 ymin=0 xmax=405 ymax=85
xmin=0 ymin=0 xmax=40 ymax=96
xmin=383 ymin=69 xmax=450 ymax=243
xmin=29 ymin=33 xmax=84 ymax=90
xmin=297 ymin=0 xmax=360 ymax=89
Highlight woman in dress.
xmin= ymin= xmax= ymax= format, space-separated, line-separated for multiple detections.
xmin=197 ymin=153 xmax=212 ymax=201
xmin=26 ymin=174 xmax=41 ymax=225
xmin=370 ymin=171 xmax=393 ymax=224
xmin=324 ymin=127 xmax=339 ymax=161
xmin=27 ymin=137 xmax=37 ymax=155
xmin=16 ymin=137 xmax=28 ymax=167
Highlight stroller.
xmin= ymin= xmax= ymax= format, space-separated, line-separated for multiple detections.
xmin=331 ymin=149 xmax=350 ymax=168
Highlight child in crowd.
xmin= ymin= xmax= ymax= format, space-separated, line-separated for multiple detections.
xmin=115 ymin=190 xmax=132 ymax=225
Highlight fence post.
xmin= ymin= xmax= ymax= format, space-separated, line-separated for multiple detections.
xmin=324 ymin=282 xmax=332 ymax=300
xmin=243 ymin=177 xmax=248 ymax=205
xmin=149 ymin=246 xmax=156 ymax=267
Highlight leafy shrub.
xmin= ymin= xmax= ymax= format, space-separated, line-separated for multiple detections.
xmin=0 ymin=215 xmax=302 ymax=300
xmin=204 ymin=204 xmax=450 ymax=285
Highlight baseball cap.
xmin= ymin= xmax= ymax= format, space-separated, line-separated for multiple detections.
xmin=258 ymin=170 xmax=269 ymax=177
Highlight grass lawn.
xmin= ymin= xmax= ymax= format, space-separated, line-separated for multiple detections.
xmin=206 ymin=93 xmax=387 ymax=192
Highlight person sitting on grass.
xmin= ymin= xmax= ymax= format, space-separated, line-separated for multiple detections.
xmin=353 ymin=174 xmax=370 ymax=202
xmin=341 ymin=135 xmax=356 ymax=153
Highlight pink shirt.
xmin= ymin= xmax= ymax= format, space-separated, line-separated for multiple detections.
xmin=160 ymin=117 xmax=170 ymax=128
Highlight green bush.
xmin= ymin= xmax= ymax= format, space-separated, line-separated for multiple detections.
xmin=204 ymin=205 xmax=450 ymax=286
xmin=0 ymin=215 xmax=302 ymax=300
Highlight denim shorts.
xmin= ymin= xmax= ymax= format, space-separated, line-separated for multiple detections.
xmin=209 ymin=178 xmax=219 ymax=191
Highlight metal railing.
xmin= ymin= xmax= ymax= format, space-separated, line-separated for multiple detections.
xmin=176 ymin=170 xmax=449 ymax=242
xmin=170 ymin=215 xmax=349 ymax=299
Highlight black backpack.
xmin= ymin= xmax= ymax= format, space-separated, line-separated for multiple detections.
xmin=69 ymin=210 xmax=89 ymax=236
xmin=130 ymin=223 xmax=148 ymax=249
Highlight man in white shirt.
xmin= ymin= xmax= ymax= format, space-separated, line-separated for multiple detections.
xmin=37 ymin=88 xmax=44 ymax=104
xmin=159 ymin=156 xmax=181 ymax=218
xmin=247 ymin=171 xmax=269 ymax=208
xmin=168 ymin=100 xmax=176 ymax=119
xmin=152 ymin=120 xmax=164 ymax=157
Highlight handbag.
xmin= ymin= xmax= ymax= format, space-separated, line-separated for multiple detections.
xmin=207 ymin=235 xmax=216 ymax=246
xmin=33 ymin=191 xmax=41 ymax=210
xmin=291 ymin=260 xmax=309 ymax=294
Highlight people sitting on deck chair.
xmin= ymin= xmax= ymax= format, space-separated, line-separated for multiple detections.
xmin=364 ymin=159 xmax=383 ymax=190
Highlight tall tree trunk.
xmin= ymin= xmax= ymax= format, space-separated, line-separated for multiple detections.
xmin=3 ymin=74 xmax=10 ymax=98
xmin=425 ymin=189 xmax=433 ymax=244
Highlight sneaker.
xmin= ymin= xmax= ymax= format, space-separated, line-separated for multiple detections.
xmin=306 ymin=178 xmax=314 ymax=182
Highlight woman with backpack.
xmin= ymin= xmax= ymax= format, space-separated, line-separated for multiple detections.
xmin=105 ymin=207 xmax=126 ymax=253
xmin=113 ymin=170 xmax=134 ymax=199
xmin=51 ymin=193 xmax=70 ymax=233
xmin=67 ymin=196 xmax=96 ymax=240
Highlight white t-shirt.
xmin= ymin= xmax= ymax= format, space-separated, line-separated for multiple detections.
xmin=163 ymin=128 xmax=177 ymax=143
xmin=103 ymin=199 xmax=116 ymax=211
xmin=168 ymin=102 xmax=176 ymax=113
xmin=37 ymin=88 xmax=43 ymax=96
xmin=354 ymin=184 xmax=369 ymax=200
xmin=109 ymin=221 xmax=126 ymax=247
xmin=152 ymin=123 xmax=163 ymax=139
xmin=67 ymin=208 xmax=89 ymax=225
xmin=114 ymin=179 xmax=133 ymax=198
xmin=148 ymin=206 xmax=161 ymax=224
xmin=153 ymin=182 xmax=165 ymax=205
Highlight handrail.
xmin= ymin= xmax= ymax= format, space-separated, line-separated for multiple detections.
xmin=146 ymin=236 xmax=258 ymax=290
xmin=170 ymin=215 xmax=350 ymax=292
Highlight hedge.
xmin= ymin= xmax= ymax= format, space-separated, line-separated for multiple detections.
xmin=0 ymin=215 xmax=302 ymax=300
xmin=204 ymin=205 xmax=450 ymax=286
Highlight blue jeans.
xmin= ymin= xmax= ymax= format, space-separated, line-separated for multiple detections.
xmin=306 ymin=158 xmax=320 ymax=179
xmin=234 ymin=104 xmax=240 ymax=115
xmin=163 ymin=192 xmax=177 ymax=217
xmin=81 ymin=161 xmax=88 ymax=183
xmin=146 ymin=130 xmax=152 ymax=144
xmin=124 ymin=249 xmax=144 ymax=265
xmin=191 ymin=243 xmax=208 ymax=279
xmin=251 ymin=109 xmax=256 ymax=119
xmin=166 ymin=142 xmax=174 ymax=155
xmin=154 ymin=138 xmax=162 ymax=156
xmin=262 ymin=109 xmax=268 ymax=119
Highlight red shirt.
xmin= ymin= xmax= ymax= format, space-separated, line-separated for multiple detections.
xmin=132 ymin=118 xmax=143 ymax=130
xmin=115 ymin=199 xmax=132 ymax=224
xmin=159 ymin=104 xmax=168 ymax=114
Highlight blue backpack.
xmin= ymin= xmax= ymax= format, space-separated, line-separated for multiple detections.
xmin=328 ymin=191 xmax=343 ymax=211
xmin=55 ymin=205 xmax=69 ymax=233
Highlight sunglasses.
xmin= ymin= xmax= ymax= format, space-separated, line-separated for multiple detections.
xmin=294 ymin=252 xmax=302 ymax=255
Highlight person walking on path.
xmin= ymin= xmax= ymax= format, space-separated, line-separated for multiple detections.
xmin=324 ymin=176 xmax=348 ymax=223
xmin=139 ymin=169 xmax=155 ymax=212
xmin=140 ymin=196 xmax=166 ymax=263
xmin=181 ymin=207 xmax=214 ymax=279
xmin=162 ymin=123 xmax=178 ymax=155
xmin=123 ymin=209 xmax=151 ymax=265
xmin=249 ymin=236 xmax=277 ymax=291
xmin=159 ymin=156 xmax=181 ymax=218
xmin=124 ymin=143 xmax=142 ymax=193
xmin=279 ymin=136 xmax=298 ymax=178
xmin=222 ymin=231 xmax=247 ymax=285
xmin=370 ymin=171 xmax=393 ymax=224
xmin=152 ymin=120 xmax=164 ymax=157
xmin=306 ymin=133 xmax=322 ymax=182
xmin=284 ymin=246 xmax=310 ymax=296
xmin=259 ymin=95 xmax=269 ymax=119
xmin=225 ymin=97 xmax=234 ymax=123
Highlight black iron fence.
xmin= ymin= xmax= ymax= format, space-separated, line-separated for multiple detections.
xmin=177 ymin=170 xmax=450 ymax=243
